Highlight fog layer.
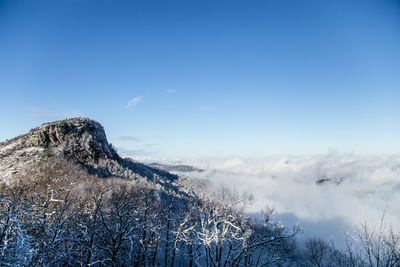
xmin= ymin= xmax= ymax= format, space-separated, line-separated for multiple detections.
xmin=132 ymin=153 xmax=400 ymax=245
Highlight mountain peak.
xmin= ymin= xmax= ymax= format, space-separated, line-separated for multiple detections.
xmin=32 ymin=117 xmax=118 ymax=163
xmin=0 ymin=118 xmax=178 ymax=186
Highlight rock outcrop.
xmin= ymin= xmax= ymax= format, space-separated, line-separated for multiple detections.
xmin=32 ymin=118 xmax=119 ymax=163
xmin=0 ymin=118 xmax=178 ymax=189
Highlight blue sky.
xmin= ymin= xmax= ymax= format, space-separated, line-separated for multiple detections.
xmin=0 ymin=0 xmax=399 ymax=157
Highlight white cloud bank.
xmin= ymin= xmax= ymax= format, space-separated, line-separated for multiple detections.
xmin=131 ymin=153 xmax=400 ymax=246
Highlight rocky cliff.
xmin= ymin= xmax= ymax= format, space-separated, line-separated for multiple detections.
xmin=0 ymin=118 xmax=178 ymax=189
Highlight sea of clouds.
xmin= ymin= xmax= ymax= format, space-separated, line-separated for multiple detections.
xmin=131 ymin=153 xmax=400 ymax=247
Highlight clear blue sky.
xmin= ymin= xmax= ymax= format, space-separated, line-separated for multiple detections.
xmin=1 ymin=0 xmax=399 ymax=157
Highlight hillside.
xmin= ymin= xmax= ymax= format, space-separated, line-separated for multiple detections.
xmin=0 ymin=118 xmax=182 ymax=192
xmin=0 ymin=118 xmax=304 ymax=266
xmin=1 ymin=118 xmax=395 ymax=266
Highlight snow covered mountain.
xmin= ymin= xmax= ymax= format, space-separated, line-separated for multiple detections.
xmin=0 ymin=118 xmax=398 ymax=266
xmin=0 ymin=118 xmax=179 ymax=190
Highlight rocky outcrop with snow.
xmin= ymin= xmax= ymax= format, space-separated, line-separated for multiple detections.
xmin=0 ymin=118 xmax=178 ymax=189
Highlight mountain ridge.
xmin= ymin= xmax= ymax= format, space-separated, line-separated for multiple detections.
xmin=0 ymin=118 xmax=179 ymax=191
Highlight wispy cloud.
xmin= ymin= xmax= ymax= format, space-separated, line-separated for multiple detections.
xmin=152 ymin=134 xmax=168 ymax=139
xmin=117 ymin=146 xmax=158 ymax=156
xmin=166 ymin=89 xmax=176 ymax=94
xmin=28 ymin=107 xmax=81 ymax=120
xmin=29 ymin=107 xmax=56 ymax=119
xmin=144 ymin=143 xmax=158 ymax=149
xmin=114 ymin=135 xmax=142 ymax=142
xmin=200 ymin=105 xmax=213 ymax=112
xmin=126 ymin=96 xmax=143 ymax=109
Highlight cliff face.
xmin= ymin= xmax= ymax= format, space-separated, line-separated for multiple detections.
xmin=0 ymin=118 xmax=178 ymax=188
xmin=33 ymin=118 xmax=119 ymax=163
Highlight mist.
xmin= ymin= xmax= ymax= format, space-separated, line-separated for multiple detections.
xmin=133 ymin=153 xmax=400 ymax=247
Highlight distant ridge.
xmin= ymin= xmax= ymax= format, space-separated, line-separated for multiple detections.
xmin=148 ymin=163 xmax=204 ymax=173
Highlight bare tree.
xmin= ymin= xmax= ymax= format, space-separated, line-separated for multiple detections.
xmin=355 ymin=215 xmax=400 ymax=267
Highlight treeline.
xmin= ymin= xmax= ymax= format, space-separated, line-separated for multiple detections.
xmin=0 ymin=158 xmax=399 ymax=266
xmin=0 ymin=158 xmax=298 ymax=266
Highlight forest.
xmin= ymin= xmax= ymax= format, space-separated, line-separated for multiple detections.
xmin=0 ymin=157 xmax=399 ymax=266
